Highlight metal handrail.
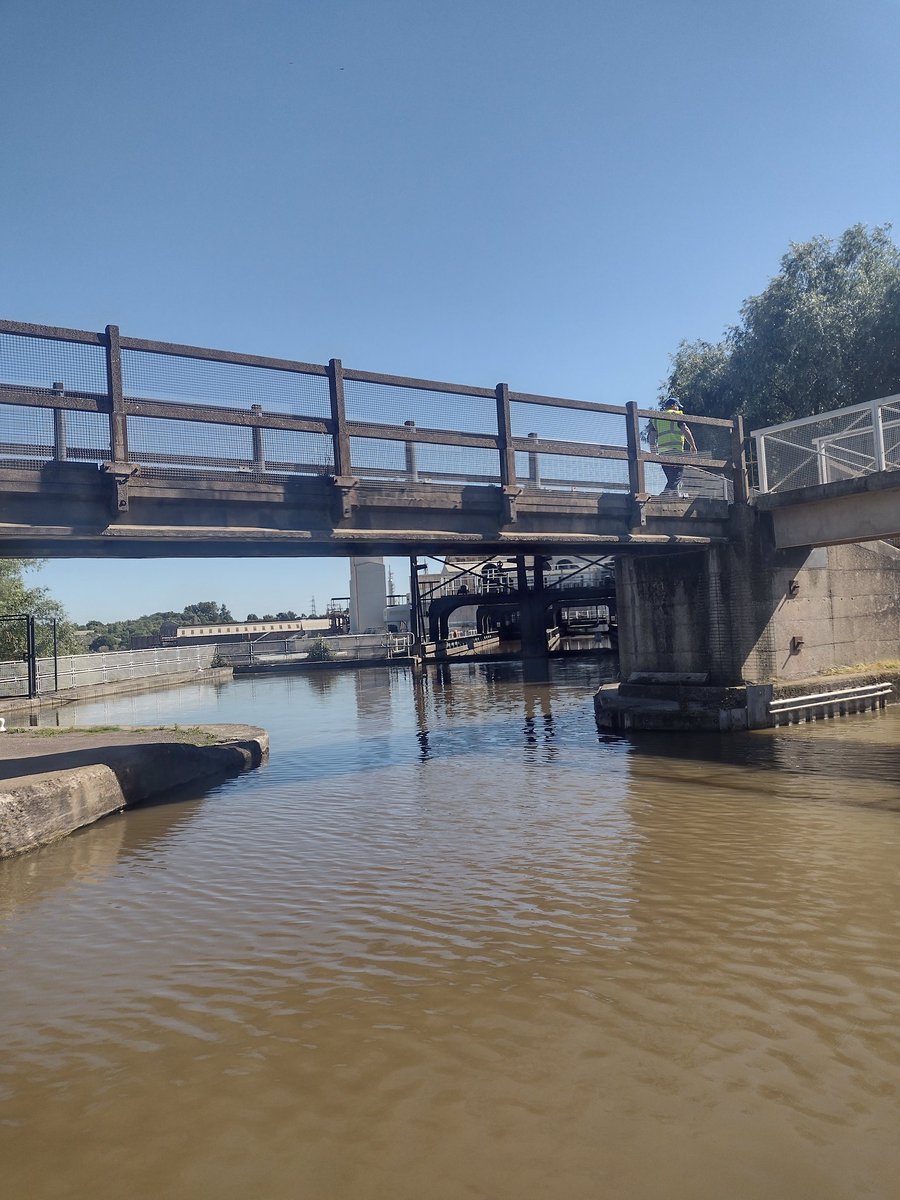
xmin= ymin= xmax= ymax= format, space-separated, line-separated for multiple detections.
xmin=753 ymin=395 xmax=900 ymax=493
xmin=770 ymin=682 xmax=894 ymax=709
xmin=769 ymin=682 xmax=893 ymax=723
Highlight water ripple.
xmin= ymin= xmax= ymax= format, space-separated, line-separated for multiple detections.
xmin=1 ymin=664 xmax=899 ymax=1199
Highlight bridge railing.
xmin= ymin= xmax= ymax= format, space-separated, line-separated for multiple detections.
xmin=753 ymin=395 xmax=900 ymax=493
xmin=0 ymin=319 xmax=743 ymax=501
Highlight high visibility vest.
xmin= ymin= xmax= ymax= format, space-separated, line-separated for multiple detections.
xmin=652 ymin=414 xmax=686 ymax=453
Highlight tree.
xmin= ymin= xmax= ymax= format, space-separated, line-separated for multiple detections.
xmin=665 ymin=224 xmax=900 ymax=431
xmin=83 ymin=600 xmax=237 ymax=650
xmin=182 ymin=600 xmax=233 ymax=625
xmin=88 ymin=635 xmax=116 ymax=652
xmin=305 ymin=637 xmax=333 ymax=662
xmin=246 ymin=612 xmax=259 ymax=622
xmin=0 ymin=560 xmax=81 ymax=659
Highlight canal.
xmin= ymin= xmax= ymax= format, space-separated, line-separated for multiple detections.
xmin=1 ymin=660 xmax=899 ymax=1200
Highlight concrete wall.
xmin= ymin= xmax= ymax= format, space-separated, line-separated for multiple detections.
xmin=763 ymin=541 xmax=900 ymax=678
xmin=616 ymin=507 xmax=900 ymax=684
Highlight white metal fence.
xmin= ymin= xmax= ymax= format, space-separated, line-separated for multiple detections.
xmin=0 ymin=644 xmax=217 ymax=698
xmin=214 ymin=632 xmax=414 ymax=667
xmin=753 ymin=395 xmax=900 ymax=494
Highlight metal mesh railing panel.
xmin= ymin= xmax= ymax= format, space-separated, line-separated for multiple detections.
xmin=755 ymin=403 xmax=895 ymax=492
xmin=214 ymin=633 xmax=411 ymax=666
xmin=511 ymin=400 xmax=625 ymax=446
xmin=0 ymin=332 xmax=107 ymax=395
xmin=883 ymin=403 xmax=900 ymax=469
xmin=1 ymin=644 xmax=217 ymax=697
xmin=121 ymin=348 xmax=331 ymax=417
xmin=0 ymin=405 xmax=111 ymax=467
xmin=0 ymin=404 xmax=54 ymax=465
xmin=45 ymin=646 xmax=217 ymax=690
xmin=350 ymin=436 xmax=500 ymax=485
xmin=126 ymin=415 xmax=254 ymax=474
xmin=350 ymin=435 xmax=406 ymax=478
xmin=516 ymin=450 xmax=631 ymax=492
xmin=262 ymin=428 xmax=334 ymax=474
xmin=824 ymin=428 xmax=882 ymax=480
xmin=344 ymin=379 xmax=496 ymax=434
xmin=64 ymin=410 xmax=111 ymax=463
xmin=757 ymin=432 xmax=817 ymax=492
xmin=415 ymin=441 xmax=499 ymax=483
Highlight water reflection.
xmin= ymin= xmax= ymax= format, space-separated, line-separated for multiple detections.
xmin=523 ymin=684 xmax=557 ymax=761
xmin=303 ymin=668 xmax=339 ymax=695
xmin=617 ymin=711 xmax=900 ymax=808
xmin=413 ymin=674 xmax=432 ymax=762
xmin=0 ymin=781 xmax=209 ymax=921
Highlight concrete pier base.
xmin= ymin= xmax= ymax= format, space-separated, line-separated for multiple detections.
xmin=595 ymin=669 xmax=900 ymax=733
xmin=595 ymin=677 xmax=770 ymax=732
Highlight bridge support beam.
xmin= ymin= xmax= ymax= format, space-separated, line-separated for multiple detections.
xmin=513 ymin=554 xmax=559 ymax=659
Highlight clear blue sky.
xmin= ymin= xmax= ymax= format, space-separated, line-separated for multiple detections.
xmin=4 ymin=0 xmax=899 ymax=622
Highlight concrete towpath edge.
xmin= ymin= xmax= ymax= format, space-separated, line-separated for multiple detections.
xmin=0 ymin=724 xmax=269 ymax=859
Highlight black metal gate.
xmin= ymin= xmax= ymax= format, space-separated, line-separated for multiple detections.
xmin=0 ymin=614 xmax=59 ymax=699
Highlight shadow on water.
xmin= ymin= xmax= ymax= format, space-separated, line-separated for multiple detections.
xmin=601 ymin=710 xmax=900 ymax=812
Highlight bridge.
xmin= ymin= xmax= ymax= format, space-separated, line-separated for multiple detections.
xmin=2 ymin=318 xmax=899 ymax=712
xmin=0 ymin=319 xmax=742 ymax=559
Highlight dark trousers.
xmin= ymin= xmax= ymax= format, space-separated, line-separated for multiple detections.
xmin=662 ymin=463 xmax=684 ymax=491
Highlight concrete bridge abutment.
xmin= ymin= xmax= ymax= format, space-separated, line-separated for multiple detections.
xmin=604 ymin=507 xmax=900 ymax=729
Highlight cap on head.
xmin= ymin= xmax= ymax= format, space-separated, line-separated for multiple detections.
xmin=665 ymin=397 xmax=683 ymax=410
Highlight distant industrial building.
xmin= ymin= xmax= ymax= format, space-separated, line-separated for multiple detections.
xmin=153 ymin=617 xmax=334 ymax=648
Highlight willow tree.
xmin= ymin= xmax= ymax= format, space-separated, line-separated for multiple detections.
xmin=664 ymin=224 xmax=900 ymax=431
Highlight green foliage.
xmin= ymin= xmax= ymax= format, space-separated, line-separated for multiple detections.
xmin=665 ymin=224 xmax=900 ymax=430
xmin=244 ymin=611 xmax=299 ymax=624
xmin=0 ymin=560 xmax=81 ymax=660
xmin=305 ymin=638 xmax=334 ymax=662
xmin=182 ymin=600 xmax=233 ymax=624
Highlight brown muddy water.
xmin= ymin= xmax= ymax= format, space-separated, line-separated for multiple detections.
xmin=1 ymin=660 xmax=898 ymax=1200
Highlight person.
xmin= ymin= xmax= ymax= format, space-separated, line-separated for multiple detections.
xmin=648 ymin=397 xmax=697 ymax=496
